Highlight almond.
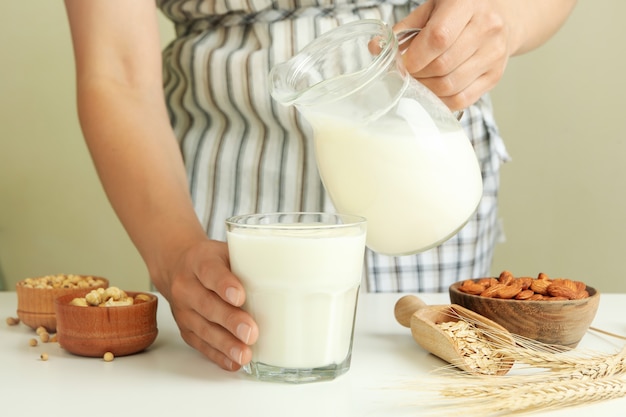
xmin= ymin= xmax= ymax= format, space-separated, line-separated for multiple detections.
xmin=576 ymin=290 xmax=590 ymax=299
xmin=515 ymin=289 xmax=534 ymax=300
xmin=547 ymin=283 xmax=578 ymax=300
xmin=573 ymin=280 xmax=587 ymax=294
xmin=498 ymin=270 xmax=515 ymax=286
xmin=459 ymin=280 xmax=485 ymax=295
xmin=477 ymin=277 xmax=498 ymax=287
xmin=496 ymin=282 xmax=523 ymax=299
xmin=457 ymin=271 xmax=591 ymax=301
xmin=480 ymin=284 xmax=506 ymax=298
xmin=517 ymin=277 xmax=534 ymax=290
xmin=530 ymin=278 xmax=551 ymax=295
xmin=537 ymin=272 xmax=550 ymax=281
xmin=551 ymin=278 xmax=578 ymax=292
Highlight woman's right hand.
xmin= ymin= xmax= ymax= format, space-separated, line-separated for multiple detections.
xmin=152 ymin=238 xmax=259 ymax=371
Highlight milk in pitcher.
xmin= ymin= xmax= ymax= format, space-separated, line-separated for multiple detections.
xmin=310 ymin=96 xmax=483 ymax=255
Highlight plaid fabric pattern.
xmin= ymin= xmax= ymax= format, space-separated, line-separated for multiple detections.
xmin=365 ymin=96 xmax=509 ymax=292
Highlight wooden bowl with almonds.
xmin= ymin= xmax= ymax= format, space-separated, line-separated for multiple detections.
xmin=449 ymin=271 xmax=600 ymax=348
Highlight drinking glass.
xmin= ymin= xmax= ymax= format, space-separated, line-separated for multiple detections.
xmin=226 ymin=212 xmax=367 ymax=383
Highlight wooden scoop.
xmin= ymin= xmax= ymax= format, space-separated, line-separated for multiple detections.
xmin=395 ymin=295 xmax=515 ymax=375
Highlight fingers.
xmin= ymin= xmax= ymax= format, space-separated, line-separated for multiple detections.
xmin=415 ymin=43 xmax=508 ymax=110
xmin=399 ymin=0 xmax=472 ymax=74
xmin=179 ymin=318 xmax=242 ymax=371
xmin=176 ymin=307 xmax=254 ymax=371
xmin=424 ymin=70 xmax=498 ymax=111
xmin=182 ymin=281 xmax=258 ymax=345
xmin=192 ymin=240 xmax=247 ymax=307
xmin=404 ymin=26 xmax=477 ymax=79
xmin=396 ymin=0 xmax=511 ymax=108
xmin=169 ymin=270 xmax=259 ymax=366
xmin=164 ymin=239 xmax=259 ymax=371
xmin=187 ymin=243 xmax=259 ymax=345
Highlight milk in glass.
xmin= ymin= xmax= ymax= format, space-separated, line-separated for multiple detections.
xmin=226 ymin=213 xmax=366 ymax=381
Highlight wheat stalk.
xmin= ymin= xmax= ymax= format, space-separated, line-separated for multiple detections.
xmin=442 ymin=308 xmax=626 ymax=378
xmin=404 ymin=309 xmax=626 ymax=416
xmin=414 ymin=375 xmax=626 ymax=416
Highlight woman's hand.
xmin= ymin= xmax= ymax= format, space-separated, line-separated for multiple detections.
xmin=152 ymin=238 xmax=259 ymax=371
xmin=395 ymin=0 xmax=576 ymax=110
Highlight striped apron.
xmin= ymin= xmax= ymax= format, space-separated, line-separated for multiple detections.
xmin=156 ymin=0 xmax=510 ymax=292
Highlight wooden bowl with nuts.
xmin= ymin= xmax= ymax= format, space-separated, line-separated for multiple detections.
xmin=16 ymin=274 xmax=109 ymax=332
xmin=54 ymin=287 xmax=158 ymax=357
xmin=449 ymin=271 xmax=600 ymax=348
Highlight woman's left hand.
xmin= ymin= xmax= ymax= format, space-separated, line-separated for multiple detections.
xmin=395 ymin=0 xmax=513 ymax=111
xmin=395 ymin=0 xmax=577 ymax=111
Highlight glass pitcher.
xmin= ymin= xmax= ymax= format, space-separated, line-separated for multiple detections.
xmin=269 ymin=19 xmax=483 ymax=256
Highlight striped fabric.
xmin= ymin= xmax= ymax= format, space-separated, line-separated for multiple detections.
xmin=156 ymin=0 xmax=510 ymax=293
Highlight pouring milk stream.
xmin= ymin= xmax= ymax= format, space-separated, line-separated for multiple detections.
xmin=269 ymin=20 xmax=483 ymax=255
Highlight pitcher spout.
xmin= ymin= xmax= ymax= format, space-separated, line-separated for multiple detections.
xmin=268 ymin=59 xmax=303 ymax=106
xmin=268 ymin=19 xmax=400 ymax=112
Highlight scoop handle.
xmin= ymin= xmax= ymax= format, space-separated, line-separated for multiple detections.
xmin=394 ymin=295 xmax=428 ymax=327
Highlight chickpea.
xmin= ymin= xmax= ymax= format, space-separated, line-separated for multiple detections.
xmin=40 ymin=353 xmax=49 ymax=361
xmin=69 ymin=297 xmax=88 ymax=307
xmin=76 ymin=286 xmax=133 ymax=307
xmin=104 ymin=298 xmax=133 ymax=307
xmin=104 ymin=287 xmax=126 ymax=301
xmin=85 ymin=287 xmax=105 ymax=306
xmin=28 ymin=338 xmax=38 ymax=347
xmin=35 ymin=326 xmax=47 ymax=335
xmin=134 ymin=294 xmax=151 ymax=304
xmin=18 ymin=274 xmax=105 ymax=290
xmin=103 ymin=352 xmax=114 ymax=362
xmin=40 ymin=332 xmax=50 ymax=343
xmin=5 ymin=317 xmax=20 ymax=326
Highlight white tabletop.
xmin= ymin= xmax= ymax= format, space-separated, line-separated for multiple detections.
xmin=2 ymin=291 xmax=625 ymax=417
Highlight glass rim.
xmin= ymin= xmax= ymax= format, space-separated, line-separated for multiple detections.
xmin=225 ymin=212 xmax=367 ymax=230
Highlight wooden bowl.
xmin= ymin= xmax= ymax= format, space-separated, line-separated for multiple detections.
xmin=54 ymin=291 xmax=158 ymax=357
xmin=16 ymin=275 xmax=109 ymax=332
xmin=449 ymin=281 xmax=600 ymax=348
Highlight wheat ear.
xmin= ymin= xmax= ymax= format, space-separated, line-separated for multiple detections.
xmin=427 ymin=375 xmax=626 ymax=416
xmin=407 ymin=308 xmax=626 ymax=416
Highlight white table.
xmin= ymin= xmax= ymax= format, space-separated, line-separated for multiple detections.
xmin=2 ymin=291 xmax=626 ymax=417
